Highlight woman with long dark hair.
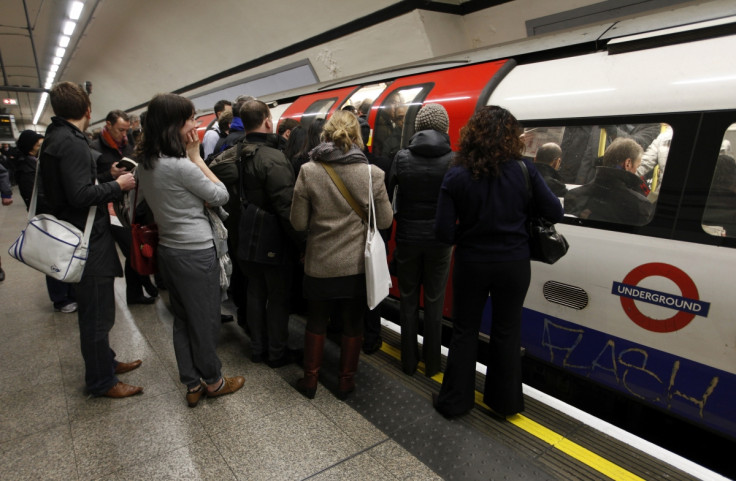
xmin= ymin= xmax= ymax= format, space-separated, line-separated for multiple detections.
xmin=135 ymin=93 xmax=244 ymax=407
xmin=432 ymin=106 xmax=563 ymax=418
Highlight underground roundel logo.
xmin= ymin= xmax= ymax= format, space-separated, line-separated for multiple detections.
xmin=611 ymin=262 xmax=710 ymax=333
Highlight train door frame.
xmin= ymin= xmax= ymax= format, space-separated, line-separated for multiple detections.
xmin=279 ymin=86 xmax=359 ymax=127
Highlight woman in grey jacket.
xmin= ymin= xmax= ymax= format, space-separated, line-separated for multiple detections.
xmin=136 ymin=93 xmax=244 ymax=407
xmin=291 ymin=110 xmax=392 ymax=399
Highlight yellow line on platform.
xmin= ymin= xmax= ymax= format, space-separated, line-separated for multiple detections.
xmin=378 ymin=342 xmax=645 ymax=481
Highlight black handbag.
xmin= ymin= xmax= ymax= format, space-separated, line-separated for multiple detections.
xmin=518 ymin=160 xmax=569 ymax=264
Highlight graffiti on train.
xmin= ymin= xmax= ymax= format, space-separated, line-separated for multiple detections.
xmin=539 ymin=319 xmax=718 ymax=418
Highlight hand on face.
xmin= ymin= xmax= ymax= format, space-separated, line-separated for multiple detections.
xmin=185 ymin=129 xmax=200 ymax=160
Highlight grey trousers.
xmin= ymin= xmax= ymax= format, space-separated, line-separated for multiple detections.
xmin=158 ymin=245 xmax=222 ymax=389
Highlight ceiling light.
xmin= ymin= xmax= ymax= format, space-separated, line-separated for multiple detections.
xmin=44 ymin=80 xmax=53 ymax=89
xmin=50 ymin=64 xmax=59 ymax=73
xmin=33 ymin=92 xmax=49 ymax=125
xmin=52 ymin=57 xmax=62 ymax=65
xmin=56 ymin=47 xmax=66 ymax=58
xmin=59 ymin=35 xmax=70 ymax=47
xmin=63 ymin=21 xmax=76 ymax=36
xmin=69 ymin=1 xmax=84 ymax=20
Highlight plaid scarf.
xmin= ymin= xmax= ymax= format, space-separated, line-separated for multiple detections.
xmin=101 ymin=126 xmax=127 ymax=156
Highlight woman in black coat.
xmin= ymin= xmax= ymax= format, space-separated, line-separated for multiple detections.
xmin=433 ymin=106 xmax=563 ymax=418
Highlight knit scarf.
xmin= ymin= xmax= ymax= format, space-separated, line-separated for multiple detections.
xmin=101 ymin=126 xmax=127 ymax=156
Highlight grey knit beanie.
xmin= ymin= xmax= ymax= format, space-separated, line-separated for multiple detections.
xmin=414 ymin=103 xmax=449 ymax=133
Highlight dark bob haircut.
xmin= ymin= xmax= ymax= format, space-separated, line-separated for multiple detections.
xmin=135 ymin=93 xmax=195 ymax=170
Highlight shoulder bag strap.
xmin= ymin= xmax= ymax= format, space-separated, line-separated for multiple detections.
xmin=29 ymin=146 xmax=97 ymax=239
xmin=518 ymin=159 xmax=538 ymax=219
xmin=320 ymin=162 xmax=368 ymax=223
xmin=237 ymin=143 xmax=254 ymax=206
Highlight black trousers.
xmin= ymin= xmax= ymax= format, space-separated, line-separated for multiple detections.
xmin=436 ymin=258 xmax=530 ymax=416
xmin=74 ymin=275 xmax=119 ymax=395
xmin=239 ymin=260 xmax=293 ymax=359
xmin=395 ymin=242 xmax=452 ymax=376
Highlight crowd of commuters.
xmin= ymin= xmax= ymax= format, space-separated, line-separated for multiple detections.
xmin=20 ymin=79 xmax=705 ymax=421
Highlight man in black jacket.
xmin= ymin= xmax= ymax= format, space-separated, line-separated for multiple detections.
xmin=564 ymin=137 xmax=653 ymax=225
xmin=533 ymin=142 xmax=567 ymax=197
xmin=40 ymin=82 xmax=143 ymax=398
xmin=90 ymin=110 xmax=157 ymax=305
xmin=388 ymin=103 xmax=453 ymax=377
xmin=237 ymin=100 xmax=303 ymax=367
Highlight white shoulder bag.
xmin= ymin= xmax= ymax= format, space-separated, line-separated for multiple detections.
xmin=8 ymin=153 xmax=96 ymax=283
xmin=364 ymin=165 xmax=392 ymax=309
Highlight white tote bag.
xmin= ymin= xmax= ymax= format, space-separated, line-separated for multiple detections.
xmin=365 ymin=166 xmax=392 ymax=310
xmin=7 ymin=156 xmax=95 ymax=283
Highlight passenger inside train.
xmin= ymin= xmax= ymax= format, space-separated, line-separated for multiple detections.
xmin=564 ymin=137 xmax=653 ymax=224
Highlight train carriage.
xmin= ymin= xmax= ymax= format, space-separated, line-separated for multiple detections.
xmin=198 ymin=15 xmax=736 ymax=441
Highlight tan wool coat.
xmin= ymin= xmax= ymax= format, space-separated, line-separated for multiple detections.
xmin=290 ymin=144 xmax=393 ymax=279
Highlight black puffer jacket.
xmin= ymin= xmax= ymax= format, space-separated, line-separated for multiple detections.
xmin=241 ymin=132 xmax=305 ymax=250
xmin=388 ymin=129 xmax=452 ymax=246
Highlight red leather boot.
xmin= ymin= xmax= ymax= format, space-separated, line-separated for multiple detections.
xmin=295 ymin=330 xmax=325 ymax=399
xmin=337 ymin=335 xmax=362 ymax=400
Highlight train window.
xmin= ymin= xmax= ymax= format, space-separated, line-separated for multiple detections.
xmin=702 ymin=124 xmax=736 ymax=237
xmin=342 ymin=83 xmax=388 ymax=114
xmin=372 ymin=85 xmax=428 ymax=160
xmin=301 ymin=98 xmax=337 ymax=129
xmin=522 ymin=123 xmax=669 ymax=226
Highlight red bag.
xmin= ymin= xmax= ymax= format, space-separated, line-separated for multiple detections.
xmin=130 ymin=186 xmax=158 ymax=275
xmin=131 ymin=222 xmax=158 ymax=275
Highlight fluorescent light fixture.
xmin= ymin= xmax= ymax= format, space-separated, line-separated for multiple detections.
xmin=69 ymin=1 xmax=84 ymax=20
xmin=56 ymin=47 xmax=66 ymax=58
xmin=44 ymin=80 xmax=53 ymax=89
xmin=50 ymin=64 xmax=59 ymax=73
xmin=52 ymin=57 xmax=62 ymax=65
xmin=59 ymin=35 xmax=70 ymax=47
xmin=33 ymin=92 xmax=49 ymax=125
xmin=63 ymin=20 xmax=76 ymax=36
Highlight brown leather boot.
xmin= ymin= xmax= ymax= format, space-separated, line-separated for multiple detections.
xmin=295 ymin=330 xmax=325 ymax=399
xmin=337 ymin=335 xmax=362 ymax=400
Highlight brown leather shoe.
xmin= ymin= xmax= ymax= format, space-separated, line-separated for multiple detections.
xmin=114 ymin=359 xmax=142 ymax=374
xmin=186 ymin=385 xmax=206 ymax=408
xmin=102 ymin=382 xmax=143 ymax=398
xmin=206 ymin=376 xmax=244 ymax=398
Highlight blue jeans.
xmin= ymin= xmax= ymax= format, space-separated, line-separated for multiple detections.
xmin=47 ymin=276 xmax=75 ymax=309
xmin=74 ymin=275 xmax=119 ymax=395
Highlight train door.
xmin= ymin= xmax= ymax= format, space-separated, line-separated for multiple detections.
xmin=368 ymin=60 xmax=508 ymax=157
xmin=369 ymin=60 xmax=510 ymax=314
xmin=279 ymin=87 xmax=358 ymax=128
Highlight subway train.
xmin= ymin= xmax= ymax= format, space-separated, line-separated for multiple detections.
xmin=195 ymin=16 xmax=736 ymax=441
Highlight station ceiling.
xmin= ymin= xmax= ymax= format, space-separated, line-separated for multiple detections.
xmin=0 ymin=0 xmax=508 ymax=134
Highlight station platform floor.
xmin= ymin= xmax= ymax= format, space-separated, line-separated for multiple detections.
xmin=0 ymin=188 xmax=710 ymax=480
